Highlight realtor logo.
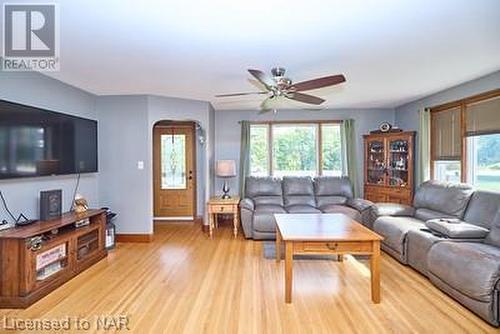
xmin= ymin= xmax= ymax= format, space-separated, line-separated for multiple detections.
xmin=2 ymin=4 xmax=59 ymax=71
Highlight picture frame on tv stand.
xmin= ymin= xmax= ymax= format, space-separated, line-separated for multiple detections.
xmin=40 ymin=190 xmax=62 ymax=221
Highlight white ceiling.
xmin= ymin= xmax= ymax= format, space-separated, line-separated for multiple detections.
xmin=42 ymin=0 xmax=500 ymax=109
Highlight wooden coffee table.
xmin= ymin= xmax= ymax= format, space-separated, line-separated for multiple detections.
xmin=274 ymin=213 xmax=383 ymax=304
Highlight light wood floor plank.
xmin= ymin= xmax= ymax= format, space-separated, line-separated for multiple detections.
xmin=0 ymin=222 xmax=497 ymax=333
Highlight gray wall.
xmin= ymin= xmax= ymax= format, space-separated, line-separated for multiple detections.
xmin=0 ymin=72 xmax=98 ymax=221
xmin=96 ymin=96 xmax=151 ymax=234
xmin=214 ymin=108 xmax=395 ymax=197
xmin=96 ymin=94 xmax=214 ymax=233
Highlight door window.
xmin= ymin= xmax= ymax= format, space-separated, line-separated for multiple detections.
xmin=161 ymin=134 xmax=186 ymax=189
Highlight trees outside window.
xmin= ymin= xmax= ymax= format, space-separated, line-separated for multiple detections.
xmin=249 ymin=122 xmax=342 ymax=177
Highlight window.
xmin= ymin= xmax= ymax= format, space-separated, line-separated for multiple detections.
xmin=249 ymin=125 xmax=269 ymax=176
xmin=160 ymin=134 xmax=186 ymax=189
xmin=272 ymin=124 xmax=317 ymax=177
xmin=434 ymin=161 xmax=461 ymax=183
xmin=467 ymin=133 xmax=500 ymax=191
xmin=249 ymin=122 xmax=343 ymax=177
xmin=430 ymin=89 xmax=500 ymax=190
xmin=431 ymin=107 xmax=462 ymax=183
xmin=321 ymin=124 xmax=342 ymax=176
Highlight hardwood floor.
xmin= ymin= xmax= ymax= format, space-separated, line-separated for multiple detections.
xmin=0 ymin=222 xmax=496 ymax=333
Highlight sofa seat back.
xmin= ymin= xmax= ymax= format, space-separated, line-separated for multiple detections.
xmin=282 ymin=177 xmax=316 ymax=208
xmin=245 ymin=177 xmax=283 ymax=206
xmin=464 ymin=191 xmax=500 ymax=229
xmin=485 ymin=209 xmax=500 ymax=247
xmin=313 ymin=176 xmax=353 ymax=209
xmin=413 ymin=181 xmax=474 ymax=219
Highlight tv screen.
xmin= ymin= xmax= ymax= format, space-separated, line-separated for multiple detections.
xmin=0 ymin=99 xmax=98 ymax=179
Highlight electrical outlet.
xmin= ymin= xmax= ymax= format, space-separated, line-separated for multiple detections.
xmin=137 ymin=161 xmax=144 ymax=170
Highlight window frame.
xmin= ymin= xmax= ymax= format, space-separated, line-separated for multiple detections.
xmin=430 ymin=88 xmax=500 ymax=183
xmin=249 ymin=120 xmax=343 ymax=177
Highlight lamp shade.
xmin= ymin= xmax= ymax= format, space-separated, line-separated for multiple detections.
xmin=216 ymin=160 xmax=236 ymax=177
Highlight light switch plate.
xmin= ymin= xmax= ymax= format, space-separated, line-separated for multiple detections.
xmin=137 ymin=161 xmax=144 ymax=170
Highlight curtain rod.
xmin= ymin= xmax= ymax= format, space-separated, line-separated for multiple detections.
xmin=237 ymin=120 xmax=344 ymax=124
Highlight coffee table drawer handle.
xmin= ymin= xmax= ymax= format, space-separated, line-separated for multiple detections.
xmin=219 ymin=206 xmax=224 ymax=212
xmin=326 ymin=243 xmax=338 ymax=250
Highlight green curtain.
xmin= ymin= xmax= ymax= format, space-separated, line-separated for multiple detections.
xmin=417 ymin=108 xmax=431 ymax=186
xmin=341 ymin=119 xmax=359 ymax=197
xmin=239 ymin=121 xmax=251 ymax=197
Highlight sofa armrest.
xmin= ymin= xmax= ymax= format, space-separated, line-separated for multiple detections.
xmin=239 ymin=198 xmax=255 ymax=239
xmin=346 ymin=198 xmax=374 ymax=212
xmin=239 ymin=198 xmax=255 ymax=211
xmin=374 ymin=203 xmax=415 ymax=217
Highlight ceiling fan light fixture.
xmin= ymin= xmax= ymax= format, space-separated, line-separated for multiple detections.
xmin=271 ymin=67 xmax=286 ymax=78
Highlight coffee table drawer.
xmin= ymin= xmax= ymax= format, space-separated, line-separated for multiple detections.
xmin=296 ymin=241 xmax=372 ymax=254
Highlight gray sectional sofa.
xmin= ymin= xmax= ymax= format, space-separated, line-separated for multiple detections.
xmin=371 ymin=181 xmax=500 ymax=326
xmin=239 ymin=176 xmax=372 ymax=240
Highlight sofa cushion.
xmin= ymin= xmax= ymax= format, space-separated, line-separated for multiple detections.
xmin=253 ymin=207 xmax=287 ymax=233
xmin=255 ymin=204 xmax=287 ymax=214
xmin=314 ymin=176 xmax=352 ymax=208
xmin=285 ymin=205 xmax=321 ymax=214
xmin=428 ymin=242 xmax=500 ymax=302
xmin=373 ymin=216 xmax=425 ymax=256
xmin=406 ymin=229 xmax=445 ymax=276
xmin=282 ymin=177 xmax=316 ymax=207
xmin=320 ymin=205 xmax=362 ymax=221
xmin=464 ymin=191 xmax=500 ymax=229
xmin=374 ymin=203 xmax=415 ymax=217
xmin=425 ymin=219 xmax=489 ymax=239
xmin=485 ymin=210 xmax=500 ymax=247
xmin=414 ymin=208 xmax=456 ymax=221
xmin=413 ymin=181 xmax=474 ymax=218
xmin=245 ymin=177 xmax=283 ymax=206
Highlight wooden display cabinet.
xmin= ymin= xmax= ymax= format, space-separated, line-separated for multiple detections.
xmin=0 ymin=209 xmax=107 ymax=308
xmin=364 ymin=131 xmax=415 ymax=205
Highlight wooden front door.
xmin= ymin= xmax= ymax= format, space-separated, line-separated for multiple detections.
xmin=153 ymin=123 xmax=196 ymax=217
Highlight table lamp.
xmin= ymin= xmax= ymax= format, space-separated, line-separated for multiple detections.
xmin=216 ymin=160 xmax=236 ymax=199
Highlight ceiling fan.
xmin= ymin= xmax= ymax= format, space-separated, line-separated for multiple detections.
xmin=215 ymin=67 xmax=346 ymax=113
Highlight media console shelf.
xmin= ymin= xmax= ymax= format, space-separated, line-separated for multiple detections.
xmin=0 ymin=209 xmax=107 ymax=308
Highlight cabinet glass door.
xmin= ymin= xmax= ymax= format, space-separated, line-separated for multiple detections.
xmin=388 ymin=138 xmax=410 ymax=187
xmin=367 ymin=139 xmax=386 ymax=185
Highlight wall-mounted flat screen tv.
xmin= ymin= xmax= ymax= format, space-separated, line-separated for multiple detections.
xmin=0 ymin=99 xmax=98 ymax=179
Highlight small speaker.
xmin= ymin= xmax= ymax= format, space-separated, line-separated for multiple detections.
xmin=40 ymin=189 xmax=62 ymax=221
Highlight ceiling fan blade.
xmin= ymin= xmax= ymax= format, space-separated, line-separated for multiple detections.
xmin=248 ymin=69 xmax=276 ymax=88
xmin=215 ymin=92 xmax=267 ymax=97
xmin=292 ymin=74 xmax=346 ymax=92
xmin=288 ymin=92 xmax=325 ymax=105
xmin=259 ymin=97 xmax=275 ymax=113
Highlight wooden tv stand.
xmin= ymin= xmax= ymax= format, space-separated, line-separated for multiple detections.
xmin=0 ymin=209 xmax=107 ymax=308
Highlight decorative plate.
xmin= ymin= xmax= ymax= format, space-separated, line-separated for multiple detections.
xmin=379 ymin=122 xmax=392 ymax=132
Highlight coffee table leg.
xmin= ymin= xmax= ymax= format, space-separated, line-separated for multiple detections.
xmin=371 ymin=240 xmax=381 ymax=303
xmin=285 ymin=241 xmax=293 ymax=303
xmin=276 ymin=228 xmax=282 ymax=262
